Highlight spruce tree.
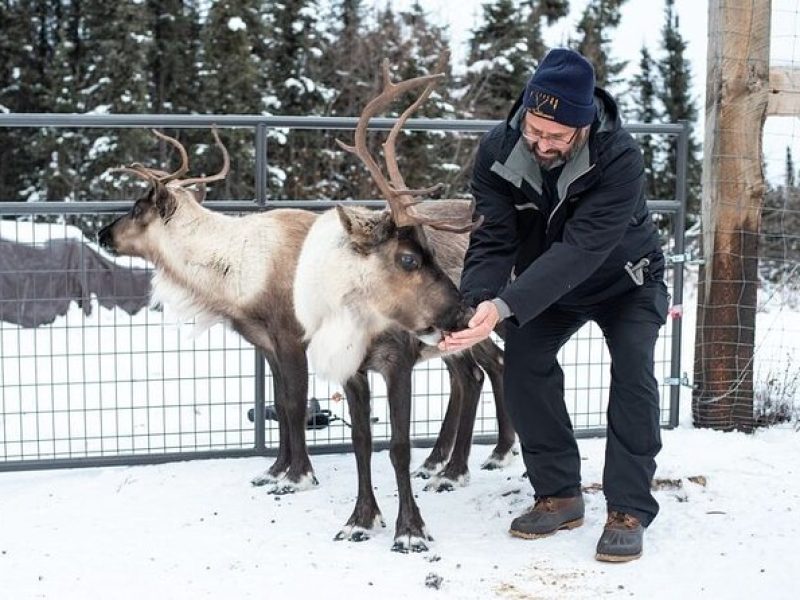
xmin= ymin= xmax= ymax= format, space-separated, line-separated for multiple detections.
xmin=655 ymin=0 xmax=702 ymax=221
xmin=391 ymin=2 xmax=460 ymax=196
xmin=0 ymin=0 xmax=33 ymax=200
xmin=460 ymin=0 xmax=537 ymax=120
xmin=263 ymin=0 xmax=331 ymax=200
xmin=526 ymin=0 xmax=570 ymax=61
xmin=199 ymin=0 xmax=266 ymax=200
xmin=315 ymin=0 xmax=373 ymax=200
xmin=574 ymin=0 xmax=628 ymax=88
xmin=0 ymin=0 xmax=61 ymax=203
xmin=629 ymin=46 xmax=660 ymax=200
xmin=147 ymin=0 xmax=202 ymax=115
xmin=45 ymin=1 xmax=152 ymax=213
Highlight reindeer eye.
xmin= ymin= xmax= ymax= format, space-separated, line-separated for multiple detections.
xmin=398 ymin=253 xmax=420 ymax=272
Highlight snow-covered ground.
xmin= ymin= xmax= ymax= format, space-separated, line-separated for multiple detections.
xmin=2 ymin=220 xmax=799 ymax=598
xmin=1 ymin=417 xmax=798 ymax=599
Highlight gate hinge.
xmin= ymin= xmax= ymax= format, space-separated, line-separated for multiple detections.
xmin=667 ymin=252 xmax=704 ymax=266
xmin=664 ymin=373 xmax=691 ymax=387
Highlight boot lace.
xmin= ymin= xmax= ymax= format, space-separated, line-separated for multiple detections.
xmin=606 ymin=511 xmax=640 ymax=529
xmin=532 ymin=497 xmax=556 ymax=513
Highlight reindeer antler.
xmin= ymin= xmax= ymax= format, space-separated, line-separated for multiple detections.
xmin=337 ymin=54 xmax=481 ymax=233
xmin=176 ymin=126 xmax=230 ymax=188
xmin=110 ymin=127 xmax=229 ymax=189
xmin=150 ymin=129 xmax=189 ymax=182
xmin=110 ymin=129 xmax=189 ymax=184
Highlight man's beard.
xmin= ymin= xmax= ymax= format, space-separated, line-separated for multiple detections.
xmin=530 ymin=128 xmax=589 ymax=170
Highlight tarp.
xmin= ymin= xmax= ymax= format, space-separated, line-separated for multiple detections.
xmin=0 ymin=238 xmax=151 ymax=328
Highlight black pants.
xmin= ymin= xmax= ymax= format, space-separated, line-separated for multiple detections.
xmin=503 ymin=279 xmax=669 ymax=527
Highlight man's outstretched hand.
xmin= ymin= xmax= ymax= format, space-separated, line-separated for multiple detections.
xmin=438 ymin=300 xmax=499 ymax=352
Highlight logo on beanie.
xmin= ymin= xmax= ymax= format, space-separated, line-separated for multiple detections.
xmin=528 ymin=90 xmax=560 ymax=120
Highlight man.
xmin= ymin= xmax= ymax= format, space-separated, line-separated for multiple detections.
xmin=439 ymin=48 xmax=668 ymax=563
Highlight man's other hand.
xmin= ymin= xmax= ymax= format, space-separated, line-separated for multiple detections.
xmin=438 ymin=300 xmax=499 ymax=352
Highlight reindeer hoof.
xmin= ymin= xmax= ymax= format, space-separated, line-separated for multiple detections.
xmin=265 ymin=473 xmax=318 ymax=495
xmin=424 ymin=473 xmax=469 ymax=493
xmin=335 ymin=527 xmax=371 ymax=542
xmin=414 ymin=458 xmax=448 ymax=479
xmin=427 ymin=480 xmax=454 ymax=493
xmin=481 ymin=449 xmax=516 ymax=471
xmin=335 ymin=515 xmax=385 ymax=542
xmin=250 ymin=470 xmax=285 ymax=487
xmin=392 ymin=533 xmax=433 ymax=553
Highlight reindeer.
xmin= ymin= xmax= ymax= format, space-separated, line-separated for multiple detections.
xmin=97 ymin=129 xmax=318 ymax=494
xmin=293 ymin=59 xmax=516 ymax=552
xmin=96 ymin=128 xmax=512 ymax=507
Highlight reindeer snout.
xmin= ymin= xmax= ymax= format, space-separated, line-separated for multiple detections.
xmin=438 ymin=301 xmax=474 ymax=333
xmin=97 ymin=225 xmax=116 ymax=254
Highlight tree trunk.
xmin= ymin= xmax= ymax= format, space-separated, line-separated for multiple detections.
xmin=692 ymin=0 xmax=771 ymax=432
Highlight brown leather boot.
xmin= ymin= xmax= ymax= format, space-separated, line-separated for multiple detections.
xmin=509 ymin=495 xmax=585 ymax=539
xmin=595 ymin=511 xmax=644 ymax=562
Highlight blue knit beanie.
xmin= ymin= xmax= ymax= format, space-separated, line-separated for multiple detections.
xmin=524 ymin=48 xmax=596 ymax=127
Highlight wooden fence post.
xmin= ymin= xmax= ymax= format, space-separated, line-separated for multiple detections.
xmin=692 ymin=0 xmax=772 ymax=431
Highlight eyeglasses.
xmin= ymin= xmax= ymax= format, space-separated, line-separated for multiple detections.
xmin=520 ymin=120 xmax=579 ymax=147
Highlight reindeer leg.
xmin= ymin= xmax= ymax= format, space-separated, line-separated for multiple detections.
xmin=335 ymin=371 xmax=385 ymax=542
xmin=425 ymin=353 xmax=484 ymax=492
xmin=280 ymin=342 xmax=317 ymax=491
xmin=251 ymin=352 xmax=290 ymax=487
xmin=473 ymin=340 xmax=517 ymax=470
xmin=385 ymin=363 xmax=432 ymax=553
xmin=258 ymin=347 xmax=317 ymax=495
xmin=413 ymin=356 xmax=460 ymax=480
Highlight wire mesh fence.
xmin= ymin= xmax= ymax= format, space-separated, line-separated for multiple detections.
xmin=752 ymin=1 xmax=800 ymax=427
xmin=693 ymin=0 xmax=800 ymax=431
xmin=0 ymin=116 xmax=688 ymax=471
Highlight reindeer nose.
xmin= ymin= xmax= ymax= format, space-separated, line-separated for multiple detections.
xmin=438 ymin=301 xmax=472 ymax=332
xmin=97 ymin=225 xmax=114 ymax=252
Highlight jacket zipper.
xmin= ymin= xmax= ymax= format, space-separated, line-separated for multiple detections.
xmin=546 ymin=163 xmax=596 ymax=234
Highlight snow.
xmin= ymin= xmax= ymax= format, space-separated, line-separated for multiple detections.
xmin=1 ymin=417 xmax=798 ymax=598
xmin=1 ymin=254 xmax=799 ymax=597
xmin=227 ymin=17 xmax=246 ymax=32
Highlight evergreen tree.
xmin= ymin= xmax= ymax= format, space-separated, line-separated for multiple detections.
xmin=147 ymin=0 xmax=202 ymax=115
xmin=526 ymin=0 xmax=570 ymax=61
xmin=629 ymin=46 xmax=660 ymax=199
xmin=391 ymin=2 xmax=461 ymax=196
xmin=0 ymin=0 xmax=60 ymax=202
xmin=315 ymin=0 xmax=374 ymax=200
xmin=199 ymin=0 xmax=266 ymax=200
xmin=655 ymin=0 xmax=702 ymax=221
xmin=459 ymin=0 xmax=537 ymax=120
xmin=263 ymin=0 xmax=331 ymax=199
xmin=574 ymin=0 xmax=628 ymax=88
xmin=41 ymin=1 xmax=152 ymax=214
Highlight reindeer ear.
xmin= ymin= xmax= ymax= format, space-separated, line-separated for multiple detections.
xmin=335 ymin=205 xmax=356 ymax=235
xmin=191 ymin=182 xmax=207 ymax=204
xmin=153 ymin=182 xmax=177 ymax=221
xmin=336 ymin=205 xmax=395 ymax=253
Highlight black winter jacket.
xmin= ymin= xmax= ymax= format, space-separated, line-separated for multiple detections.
xmin=460 ymin=87 xmax=664 ymax=327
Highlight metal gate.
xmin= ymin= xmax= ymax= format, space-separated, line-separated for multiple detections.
xmin=0 ymin=114 xmax=689 ymax=471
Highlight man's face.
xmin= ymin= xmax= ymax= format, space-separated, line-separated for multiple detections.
xmin=521 ymin=112 xmax=589 ymax=170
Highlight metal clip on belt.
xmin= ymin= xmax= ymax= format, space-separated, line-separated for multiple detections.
xmin=624 ymin=257 xmax=650 ymax=286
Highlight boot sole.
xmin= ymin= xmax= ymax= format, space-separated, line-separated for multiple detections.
xmin=595 ymin=551 xmax=642 ymax=563
xmin=509 ymin=517 xmax=584 ymax=540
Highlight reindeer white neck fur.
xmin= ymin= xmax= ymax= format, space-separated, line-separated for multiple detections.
xmin=145 ymin=195 xmax=276 ymax=332
xmin=294 ymin=209 xmax=398 ymax=384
